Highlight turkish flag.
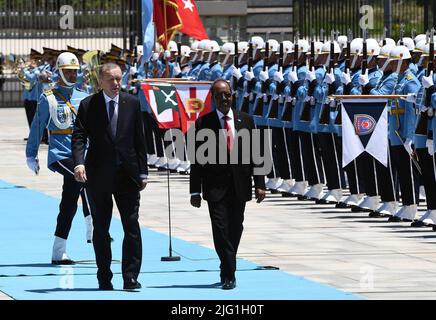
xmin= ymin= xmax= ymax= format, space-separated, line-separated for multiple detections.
xmin=153 ymin=0 xmax=182 ymax=49
xmin=174 ymin=0 xmax=209 ymax=40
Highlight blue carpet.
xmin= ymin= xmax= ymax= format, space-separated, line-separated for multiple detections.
xmin=0 ymin=179 xmax=362 ymax=300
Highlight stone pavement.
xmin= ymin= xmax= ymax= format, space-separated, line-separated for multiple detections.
xmin=1 ymin=107 xmax=436 ymax=300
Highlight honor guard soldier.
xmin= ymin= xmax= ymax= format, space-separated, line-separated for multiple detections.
xmin=25 ymin=52 xmax=92 ymax=265
xmin=386 ymin=45 xmax=422 ymax=222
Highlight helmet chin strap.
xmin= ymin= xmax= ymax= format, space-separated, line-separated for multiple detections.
xmin=222 ymin=54 xmax=230 ymax=66
xmin=207 ymin=52 xmax=213 ymax=64
xmin=351 ymin=55 xmax=359 ymax=68
xmin=59 ymin=69 xmax=75 ymax=87
xmin=395 ymin=59 xmax=403 ymax=74
xmin=380 ymin=59 xmax=390 ymax=72
xmin=417 ymin=55 xmax=424 ymax=66
xmin=238 ymin=53 xmax=245 ymax=65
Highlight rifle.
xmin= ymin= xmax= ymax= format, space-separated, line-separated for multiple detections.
xmin=399 ymin=24 xmax=404 ymax=45
xmin=300 ymin=30 xmax=315 ymax=122
xmin=415 ymin=28 xmax=434 ymax=135
xmin=268 ymin=35 xmax=284 ymax=119
xmin=240 ymin=40 xmax=254 ymax=113
xmin=362 ymin=28 xmax=368 ymax=75
xmin=282 ymin=32 xmax=299 ymax=122
xmin=334 ymin=29 xmax=352 ymax=125
xmin=254 ymin=34 xmax=270 ymax=116
xmin=232 ymin=26 xmax=239 ymax=109
xmin=320 ymin=30 xmax=336 ymax=125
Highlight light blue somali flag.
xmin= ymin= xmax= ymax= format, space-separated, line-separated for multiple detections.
xmin=341 ymin=98 xmax=388 ymax=168
xmin=142 ymin=0 xmax=154 ymax=65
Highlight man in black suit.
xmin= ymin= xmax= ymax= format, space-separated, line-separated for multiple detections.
xmin=190 ymin=79 xmax=266 ymax=290
xmin=72 ymin=63 xmax=148 ymax=291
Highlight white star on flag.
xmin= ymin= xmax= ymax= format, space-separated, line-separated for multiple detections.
xmin=182 ymin=0 xmax=194 ymax=12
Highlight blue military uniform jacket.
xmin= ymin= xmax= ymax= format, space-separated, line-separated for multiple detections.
xmin=26 ymin=85 xmax=89 ymax=170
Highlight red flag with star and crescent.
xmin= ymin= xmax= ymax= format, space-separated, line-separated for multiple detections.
xmin=174 ymin=0 xmax=209 ymax=40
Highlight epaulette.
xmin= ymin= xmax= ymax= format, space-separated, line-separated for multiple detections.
xmin=43 ymin=89 xmax=54 ymax=96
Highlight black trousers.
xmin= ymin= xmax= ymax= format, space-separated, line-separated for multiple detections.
xmin=88 ymin=167 xmax=142 ymax=283
xmin=24 ymin=99 xmax=37 ymax=128
xmin=50 ymin=158 xmax=92 ymax=239
xmin=299 ymin=131 xmax=324 ymax=185
xmin=273 ymin=127 xmax=293 ymax=180
xmin=318 ymin=132 xmax=346 ymax=190
xmin=343 ymin=154 xmax=366 ymax=196
xmin=375 ymin=146 xmax=398 ymax=202
xmin=207 ymin=184 xmax=246 ymax=282
xmin=357 ymin=152 xmax=379 ymax=196
xmin=390 ymin=145 xmax=420 ymax=205
xmin=417 ymin=148 xmax=436 ymax=209
xmin=287 ymin=129 xmax=305 ymax=182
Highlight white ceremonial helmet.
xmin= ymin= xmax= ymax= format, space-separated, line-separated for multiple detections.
xmin=220 ymin=42 xmax=235 ymax=65
xmin=337 ymin=35 xmax=348 ymax=49
xmin=251 ymin=36 xmax=265 ymax=58
xmin=191 ymin=40 xmax=200 ymax=51
xmin=181 ymin=45 xmax=191 ymax=57
xmin=266 ymin=39 xmax=280 ymax=53
xmin=377 ymin=44 xmax=395 ymax=58
xmin=282 ymin=40 xmax=293 ymax=56
xmin=365 ymin=38 xmax=381 ymax=56
xmin=56 ymin=52 xmax=79 ymax=87
xmin=379 ymin=37 xmax=396 ymax=47
xmin=297 ymin=39 xmax=310 ymax=53
xmin=397 ymin=37 xmax=415 ymax=51
xmin=205 ymin=40 xmax=220 ymax=52
xmin=377 ymin=44 xmax=395 ymax=71
xmin=414 ymin=34 xmax=426 ymax=44
xmin=321 ymin=41 xmax=341 ymax=54
xmin=390 ymin=45 xmax=412 ymax=60
xmin=168 ymin=41 xmax=178 ymax=52
xmin=390 ymin=45 xmax=412 ymax=74
xmin=414 ymin=39 xmax=427 ymax=52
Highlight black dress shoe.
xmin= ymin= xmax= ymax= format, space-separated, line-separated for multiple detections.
xmin=388 ymin=216 xmax=402 ymax=222
xmin=123 ymin=278 xmax=141 ymax=290
xmin=222 ymin=278 xmax=236 ymax=290
xmin=368 ymin=211 xmax=391 ymax=218
xmin=411 ymin=220 xmax=427 ymax=227
xmin=98 ymin=281 xmax=114 ymax=290
xmin=51 ymin=259 xmax=75 ymax=265
xmin=336 ymin=202 xmax=350 ymax=208
xmin=433 ymin=225 xmax=436 ymax=231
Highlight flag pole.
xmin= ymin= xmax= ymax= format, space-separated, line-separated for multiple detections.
xmin=161 ymin=149 xmax=181 ymax=261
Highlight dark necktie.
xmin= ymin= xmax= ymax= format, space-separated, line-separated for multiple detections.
xmin=108 ymin=100 xmax=115 ymax=121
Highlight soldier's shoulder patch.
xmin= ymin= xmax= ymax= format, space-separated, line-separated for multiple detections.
xmin=406 ymin=73 xmax=413 ymax=81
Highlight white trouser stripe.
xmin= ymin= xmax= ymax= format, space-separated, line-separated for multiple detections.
xmin=57 ymin=161 xmax=74 ymax=175
xmin=331 ymin=133 xmax=342 ymax=189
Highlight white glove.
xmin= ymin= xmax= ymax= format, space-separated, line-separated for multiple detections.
xmin=288 ymin=68 xmax=298 ymax=83
xmin=422 ymin=72 xmax=434 ymax=89
xmin=151 ymin=52 xmax=159 ymax=61
xmin=173 ymin=63 xmax=181 ymax=76
xmin=129 ymin=65 xmax=137 ymax=76
xmin=340 ymin=71 xmax=351 ymax=85
xmin=26 ymin=157 xmax=39 ymax=174
xmin=405 ymin=93 xmax=417 ymax=103
xmin=163 ymin=50 xmax=171 ymax=60
xmin=259 ymin=67 xmax=269 ymax=82
xmin=231 ymin=65 xmax=242 ymax=80
xmin=130 ymin=87 xmax=138 ymax=95
xmin=304 ymin=95 xmax=314 ymax=105
xmin=358 ymin=71 xmax=369 ymax=86
xmin=427 ymin=139 xmax=434 ymax=155
xmin=273 ymin=67 xmax=284 ymax=83
xmin=305 ymin=68 xmax=316 ymax=82
xmin=244 ymin=67 xmax=255 ymax=81
xmin=403 ymin=138 xmax=413 ymax=155
xmin=324 ymin=70 xmax=335 ymax=85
